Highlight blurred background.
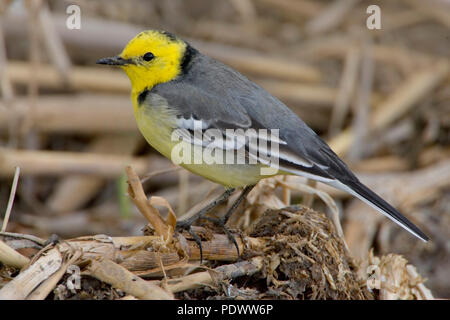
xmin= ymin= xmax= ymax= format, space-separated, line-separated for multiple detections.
xmin=0 ymin=0 xmax=448 ymax=297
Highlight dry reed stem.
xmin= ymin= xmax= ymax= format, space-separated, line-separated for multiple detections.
xmin=87 ymin=258 xmax=173 ymax=300
xmin=406 ymin=265 xmax=434 ymax=300
xmin=401 ymin=0 xmax=450 ymax=28
xmin=368 ymin=250 xmax=434 ymax=300
xmin=1 ymin=166 xmax=20 ymax=232
xmin=0 ymin=22 xmax=14 ymax=111
xmin=126 ymin=166 xmax=171 ymax=240
xmin=0 ymin=94 xmax=135 ymax=134
xmin=151 ymin=256 xmax=264 ymax=293
xmin=329 ymin=60 xmax=450 ymax=156
xmin=20 ymin=0 xmax=41 ymax=139
xmin=229 ymin=0 xmax=257 ymax=21
xmin=298 ymin=37 xmax=436 ymax=71
xmin=253 ymin=0 xmax=323 ymax=17
xmin=329 ymin=44 xmax=360 ymax=136
xmin=0 ymin=148 xmax=149 ymax=177
xmin=281 ymin=175 xmax=291 ymax=206
xmin=194 ymin=40 xmax=321 ymax=82
xmin=0 ymin=239 xmax=30 ymax=268
xmin=0 ymin=231 xmax=46 ymax=247
xmin=27 ymin=249 xmax=82 ymax=300
xmin=149 ymin=196 xmax=177 ymax=232
xmin=0 ymin=230 xmax=256 ymax=271
xmin=47 ymin=134 xmax=141 ymax=212
xmin=7 ymin=61 xmax=129 ymax=92
xmin=38 ymin=2 xmax=72 ymax=81
xmin=381 ymin=10 xmax=428 ymax=32
xmin=0 ymin=246 xmax=62 ymax=299
xmin=305 ymin=0 xmax=360 ymax=35
xmin=301 ymin=179 xmax=317 ymax=208
xmin=177 ymin=169 xmax=189 ymax=215
xmin=349 ymin=37 xmax=374 ymax=161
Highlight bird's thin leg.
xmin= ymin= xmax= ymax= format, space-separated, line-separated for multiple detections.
xmin=176 ymin=187 xmax=235 ymax=229
xmin=205 ymin=185 xmax=255 ymax=257
xmin=222 ymin=185 xmax=254 ymax=224
xmin=187 ymin=227 xmax=203 ymax=261
xmin=176 ymin=188 xmax=235 ymax=263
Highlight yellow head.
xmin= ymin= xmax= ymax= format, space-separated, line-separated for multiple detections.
xmin=97 ymin=30 xmax=187 ymax=94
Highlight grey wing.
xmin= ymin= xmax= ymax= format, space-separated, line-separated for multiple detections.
xmin=151 ymin=52 xmax=353 ymax=181
xmin=152 ymin=81 xmax=252 ymax=131
xmin=151 ymin=77 xmax=335 ymax=181
xmin=151 ymin=81 xmax=258 ymax=154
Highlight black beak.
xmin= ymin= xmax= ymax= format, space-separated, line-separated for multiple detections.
xmin=96 ymin=56 xmax=130 ymax=66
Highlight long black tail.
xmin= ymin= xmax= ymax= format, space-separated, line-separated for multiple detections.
xmin=337 ymin=179 xmax=429 ymax=242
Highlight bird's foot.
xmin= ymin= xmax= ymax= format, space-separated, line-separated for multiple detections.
xmin=204 ymin=216 xmax=240 ymax=257
xmin=175 ymin=185 xmax=254 ymax=263
xmin=175 ymin=216 xmax=240 ymax=263
xmin=176 ymin=220 xmax=205 ymax=261
xmin=44 ymin=234 xmax=60 ymax=246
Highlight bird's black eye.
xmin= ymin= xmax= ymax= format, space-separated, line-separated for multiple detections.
xmin=143 ymin=52 xmax=154 ymax=62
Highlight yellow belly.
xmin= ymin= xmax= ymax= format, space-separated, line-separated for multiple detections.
xmin=133 ymin=98 xmax=274 ymax=188
xmin=178 ymin=161 xmax=264 ymax=188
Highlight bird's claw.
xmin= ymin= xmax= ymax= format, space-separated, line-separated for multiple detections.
xmin=175 ymin=217 xmax=240 ymax=263
xmin=204 ymin=216 xmax=240 ymax=258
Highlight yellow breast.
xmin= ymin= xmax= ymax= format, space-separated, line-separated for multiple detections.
xmin=133 ymin=91 xmax=274 ymax=188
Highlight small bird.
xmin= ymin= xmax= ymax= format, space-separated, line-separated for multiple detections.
xmin=97 ymin=30 xmax=428 ymax=246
